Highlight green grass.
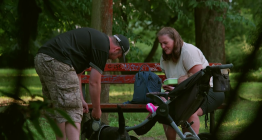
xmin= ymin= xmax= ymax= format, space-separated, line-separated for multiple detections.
xmin=0 ymin=68 xmax=38 ymax=76
xmin=20 ymin=99 xmax=260 ymax=140
xmin=0 ymin=68 xmax=262 ymax=139
xmin=230 ymin=71 xmax=262 ymax=82
xmin=214 ymin=100 xmax=260 ymax=140
xmin=237 ymin=82 xmax=262 ymax=101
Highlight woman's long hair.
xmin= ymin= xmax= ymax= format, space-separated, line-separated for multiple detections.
xmin=157 ymin=27 xmax=183 ymax=62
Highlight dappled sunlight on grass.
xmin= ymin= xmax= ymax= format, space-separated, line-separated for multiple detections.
xmin=0 ymin=86 xmax=42 ymax=90
xmin=215 ymin=119 xmax=252 ymax=140
xmin=221 ymin=119 xmax=249 ymax=127
xmin=21 ymin=96 xmax=43 ymax=101
xmin=211 ymin=100 xmax=260 ymax=140
xmin=0 ymin=86 xmax=43 ymax=97
xmin=239 ymin=95 xmax=262 ymax=101
xmin=0 ymin=96 xmax=43 ymax=105
xmin=237 ymin=82 xmax=262 ymax=101
xmin=109 ymin=91 xmax=134 ymax=96
xmin=109 ymin=84 xmax=134 ymax=103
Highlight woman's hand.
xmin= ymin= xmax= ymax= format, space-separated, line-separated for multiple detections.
xmin=178 ymin=75 xmax=188 ymax=84
xmin=162 ymin=85 xmax=174 ymax=91
xmin=178 ymin=73 xmax=193 ymax=84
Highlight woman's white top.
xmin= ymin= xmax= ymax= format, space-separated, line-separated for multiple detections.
xmin=160 ymin=42 xmax=212 ymax=86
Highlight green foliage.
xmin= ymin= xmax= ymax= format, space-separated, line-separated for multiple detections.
xmin=0 ymin=0 xmax=262 ymax=138
xmin=230 ymin=69 xmax=262 ymax=82
xmin=0 ymin=0 xmax=93 ymax=68
xmin=0 ymin=73 xmax=76 ymax=139
xmin=113 ymin=0 xmax=198 ymax=62
xmin=0 ymin=0 xmax=260 ymax=66
xmin=225 ymin=36 xmax=250 ymax=70
xmin=0 ymin=0 xmax=88 ymax=139
xmin=116 ymin=0 xmax=252 ymax=63
xmin=0 ymin=98 xmax=76 ymax=139
xmin=221 ymin=0 xmax=262 ymax=71
xmin=0 ymin=0 xmax=19 ymax=50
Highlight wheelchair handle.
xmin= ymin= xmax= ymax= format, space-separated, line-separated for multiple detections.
xmin=208 ymin=63 xmax=233 ymax=69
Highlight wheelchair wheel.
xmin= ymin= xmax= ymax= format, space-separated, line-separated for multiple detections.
xmin=198 ymin=133 xmax=212 ymax=140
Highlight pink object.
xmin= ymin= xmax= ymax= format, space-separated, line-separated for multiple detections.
xmin=146 ymin=103 xmax=157 ymax=113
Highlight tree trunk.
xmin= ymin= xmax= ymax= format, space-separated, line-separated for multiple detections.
xmin=144 ymin=37 xmax=159 ymax=62
xmin=81 ymin=1 xmax=113 ymax=139
xmin=99 ymin=0 xmax=113 ymax=125
xmin=195 ymin=0 xmax=227 ymax=63
xmin=90 ymin=0 xmax=101 ymax=31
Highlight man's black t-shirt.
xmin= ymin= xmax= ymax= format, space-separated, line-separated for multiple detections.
xmin=38 ymin=27 xmax=109 ymax=74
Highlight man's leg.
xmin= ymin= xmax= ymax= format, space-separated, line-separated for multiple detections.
xmin=35 ymin=54 xmax=83 ymax=140
xmin=52 ymin=58 xmax=83 ymax=140
xmin=35 ymin=54 xmax=67 ymax=140
xmin=56 ymin=122 xmax=66 ymax=140
xmin=55 ymin=122 xmax=81 ymax=140
xmin=65 ymin=122 xmax=81 ymax=140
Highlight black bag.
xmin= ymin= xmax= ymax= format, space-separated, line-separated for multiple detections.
xmin=212 ymin=69 xmax=230 ymax=92
xmin=123 ymin=64 xmax=162 ymax=104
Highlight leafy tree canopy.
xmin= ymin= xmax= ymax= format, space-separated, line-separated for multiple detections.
xmin=0 ymin=0 xmax=261 ymax=69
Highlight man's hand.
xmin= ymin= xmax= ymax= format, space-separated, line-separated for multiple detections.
xmin=91 ymin=108 xmax=102 ymax=121
xmin=82 ymin=99 xmax=89 ymax=113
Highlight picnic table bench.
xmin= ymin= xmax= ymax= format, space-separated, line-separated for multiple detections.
xmin=81 ymin=63 xmax=226 ymax=133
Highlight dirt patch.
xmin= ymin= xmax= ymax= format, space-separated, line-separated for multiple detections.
xmin=139 ymin=136 xmax=166 ymax=140
xmin=138 ymin=134 xmax=180 ymax=140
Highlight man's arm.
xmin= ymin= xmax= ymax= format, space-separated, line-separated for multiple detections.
xmin=89 ymin=68 xmax=102 ymax=120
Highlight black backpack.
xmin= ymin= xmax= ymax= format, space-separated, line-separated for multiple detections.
xmin=123 ymin=64 xmax=162 ymax=104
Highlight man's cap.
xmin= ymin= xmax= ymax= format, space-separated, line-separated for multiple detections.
xmin=113 ymin=34 xmax=130 ymax=63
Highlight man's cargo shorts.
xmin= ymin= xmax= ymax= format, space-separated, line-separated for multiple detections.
xmin=34 ymin=53 xmax=83 ymax=123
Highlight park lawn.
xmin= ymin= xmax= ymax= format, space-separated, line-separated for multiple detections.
xmin=20 ymin=96 xmax=260 ymax=140
xmin=0 ymin=69 xmax=262 ymax=139
xmin=237 ymin=82 xmax=262 ymax=101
